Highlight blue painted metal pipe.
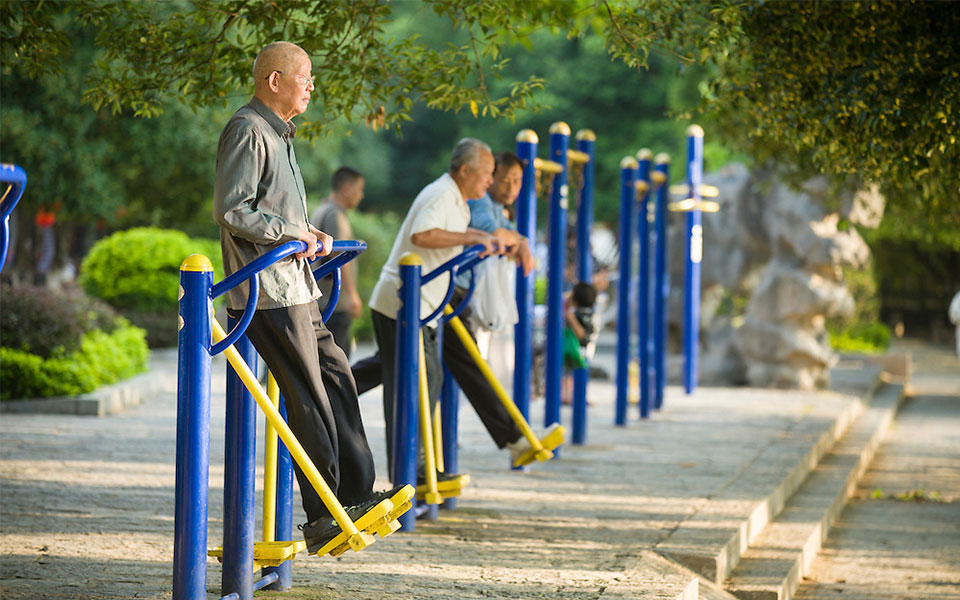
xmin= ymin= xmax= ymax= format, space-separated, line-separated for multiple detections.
xmin=263 ymin=398 xmax=293 ymax=590
xmin=572 ymin=130 xmax=595 ymax=445
xmin=174 ymin=256 xmax=214 ymax=600
xmin=615 ymin=156 xmax=638 ymax=426
xmin=513 ymin=130 xmax=539 ymax=437
xmin=683 ymin=126 xmax=704 ymax=395
xmin=635 ymin=150 xmax=653 ymax=419
xmin=0 ymin=163 xmax=27 ymax=274
xmin=221 ymin=320 xmax=258 ymax=600
xmin=394 ymin=254 xmax=422 ymax=531
xmin=652 ymin=155 xmax=670 ymax=410
xmin=545 ymin=122 xmax=570 ymax=436
xmin=440 ymin=364 xmax=460 ymax=510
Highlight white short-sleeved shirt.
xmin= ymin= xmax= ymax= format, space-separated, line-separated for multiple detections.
xmin=369 ymin=173 xmax=471 ymax=327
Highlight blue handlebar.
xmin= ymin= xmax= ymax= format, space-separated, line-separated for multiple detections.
xmin=209 ymin=239 xmax=364 ymax=356
xmin=419 ymin=244 xmax=487 ymax=327
xmin=1 ymin=164 xmax=28 ymax=274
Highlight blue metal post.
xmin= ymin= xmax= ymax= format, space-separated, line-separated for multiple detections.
xmin=652 ymin=155 xmax=670 ymax=410
xmin=545 ymin=122 xmax=570 ymax=435
xmin=635 ymin=150 xmax=653 ymax=419
xmin=615 ymin=157 xmax=638 ymax=426
xmin=513 ymin=130 xmax=539 ymax=429
xmin=263 ymin=399 xmax=293 ymax=590
xmin=394 ymin=254 xmax=422 ymax=531
xmin=222 ymin=320 xmax=257 ymax=599
xmin=174 ymin=255 xmax=214 ymax=600
xmin=683 ymin=126 xmax=704 ymax=395
xmin=440 ymin=365 xmax=459 ymax=509
xmin=572 ymin=129 xmax=595 ymax=445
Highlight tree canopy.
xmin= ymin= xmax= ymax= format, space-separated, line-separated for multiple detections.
xmin=708 ymin=0 xmax=960 ymax=246
xmin=2 ymin=0 xmax=958 ymax=246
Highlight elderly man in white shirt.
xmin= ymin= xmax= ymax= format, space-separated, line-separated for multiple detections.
xmin=357 ymin=138 xmax=529 ymax=479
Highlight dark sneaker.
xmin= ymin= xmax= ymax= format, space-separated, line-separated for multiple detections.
xmin=371 ymin=484 xmax=408 ymax=504
xmin=299 ymin=495 xmax=383 ymax=554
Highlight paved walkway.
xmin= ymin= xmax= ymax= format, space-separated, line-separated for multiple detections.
xmin=795 ymin=341 xmax=960 ymax=600
xmin=0 ymin=336 xmax=955 ymax=599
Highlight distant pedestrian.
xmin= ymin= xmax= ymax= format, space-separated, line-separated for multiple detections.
xmin=310 ymin=166 xmax=366 ymax=358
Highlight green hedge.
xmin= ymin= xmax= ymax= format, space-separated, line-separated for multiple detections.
xmin=1 ymin=322 xmax=149 ymax=400
xmin=80 ymin=227 xmax=222 ymax=312
xmin=829 ymin=322 xmax=892 ymax=355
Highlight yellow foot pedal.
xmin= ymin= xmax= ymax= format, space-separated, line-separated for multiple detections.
xmin=385 ymin=484 xmax=415 ymax=522
xmin=513 ymin=424 xmax=566 ymax=468
xmin=315 ymin=498 xmax=393 ymax=557
xmin=376 ymin=518 xmax=402 ymax=538
xmin=416 ymin=473 xmax=471 ymax=501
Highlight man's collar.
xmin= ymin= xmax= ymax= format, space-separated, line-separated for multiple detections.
xmin=249 ymin=97 xmax=295 ymax=139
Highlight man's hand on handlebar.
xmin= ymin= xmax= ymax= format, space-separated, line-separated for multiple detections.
xmin=296 ymin=226 xmax=334 ymax=260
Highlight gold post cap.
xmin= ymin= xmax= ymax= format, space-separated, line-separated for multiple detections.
xmin=620 ymin=156 xmax=639 ymax=169
xmin=654 ymin=152 xmax=671 ymax=165
xmin=516 ymin=129 xmax=539 ymax=144
xmin=635 ymin=181 xmax=650 ymax=195
xmin=399 ymin=252 xmax=423 ymax=266
xmin=549 ymin=121 xmax=571 ymax=136
xmin=575 ymin=129 xmax=596 ymax=142
xmin=650 ymin=171 xmax=668 ymax=185
xmin=687 ymin=124 xmax=704 ymax=138
xmin=636 ymin=148 xmax=654 ymax=161
xmin=181 ymin=254 xmax=213 ymax=272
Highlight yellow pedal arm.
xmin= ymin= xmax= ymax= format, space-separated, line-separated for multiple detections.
xmin=442 ymin=305 xmax=544 ymax=454
xmin=211 ymin=319 xmax=361 ymax=541
xmin=433 ymin=402 xmax=444 ymax=474
xmin=417 ymin=332 xmax=443 ymax=505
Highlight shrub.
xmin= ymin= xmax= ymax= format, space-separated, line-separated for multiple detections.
xmin=80 ymin=227 xmax=222 ymax=312
xmin=0 ymin=284 xmax=123 ymax=358
xmin=829 ymin=322 xmax=892 ymax=355
xmin=0 ymin=322 xmax=148 ymax=400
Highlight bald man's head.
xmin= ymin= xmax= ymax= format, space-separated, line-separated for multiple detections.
xmin=253 ymin=42 xmax=309 ymax=89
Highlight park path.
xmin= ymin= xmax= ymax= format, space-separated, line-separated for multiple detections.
xmin=794 ymin=341 xmax=960 ymax=600
xmin=1 ymin=336 xmax=955 ymax=599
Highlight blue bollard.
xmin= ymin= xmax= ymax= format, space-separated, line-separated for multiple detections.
xmin=572 ymin=129 xmax=595 ymax=445
xmin=174 ymin=255 xmax=214 ymax=600
xmin=513 ymin=130 xmax=539 ymax=433
xmin=545 ymin=122 xmax=570 ymax=436
xmin=615 ymin=156 xmax=638 ymax=426
xmin=394 ymin=254 xmax=422 ymax=531
xmin=652 ymin=154 xmax=670 ymax=410
xmin=683 ymin=126 xmax=704 ymax=395
xmin=635 ymin=150 xmax=653 ymax=419
xmin=222 ymin=320 xmax=258 ymax=600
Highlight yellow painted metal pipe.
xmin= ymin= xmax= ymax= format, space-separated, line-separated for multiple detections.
xmin=433 ymin=404 xmax=444 ymax=474
xmin=534 ymin=157 xmax=564 ymax=175
xmin=567 ymin=149 xmax=591 ymax=164
xmin=442 ymin=305 xmax=549 ymax=459
xmin=417 ymin=332 xmax=442 ymax=504
xmin=211 ymin=319 xmax=372 ymax=551
xmin=262 ymin=371 xmax=280 ymax=543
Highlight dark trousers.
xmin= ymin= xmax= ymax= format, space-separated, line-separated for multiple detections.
xmin=231 ymin=303 xmax=375 ymax=524
xmin=323 ymin=310 xmax=354 ymax=360
xmin=357 ymin=303 xmax=520 ymax=473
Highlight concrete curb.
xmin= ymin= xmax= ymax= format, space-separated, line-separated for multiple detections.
xmin=0 ymin=368 xmax=163 ymax=417
xmin=723 ymin=382 xmax=906 ymax=600
xmin=654 ymin=370 xmax=883 ymax=585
